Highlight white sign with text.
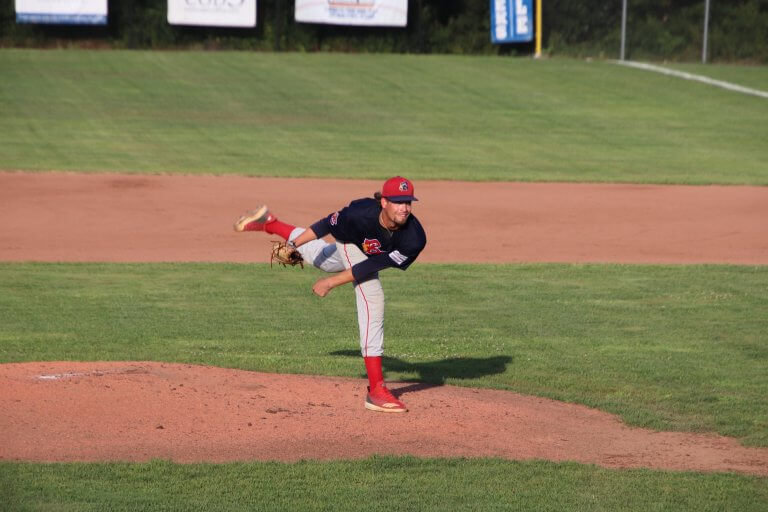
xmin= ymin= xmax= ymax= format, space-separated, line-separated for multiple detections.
xmin=296 ymin=0 xmax=408 ymax=27
xmin=15 ymin=0 xmax=107 ymax=24
xmin=168 ymin=0 xmax=257 ymax=28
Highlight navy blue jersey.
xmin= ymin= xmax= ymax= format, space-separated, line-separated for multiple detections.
xmin=310 ymin=198 xmax=427 ymax=282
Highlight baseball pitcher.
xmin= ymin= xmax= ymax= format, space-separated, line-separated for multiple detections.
xmin=234 ymin=176 xmax=427 ymax=412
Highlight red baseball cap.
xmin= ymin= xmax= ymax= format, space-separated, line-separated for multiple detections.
xmin=381 ymin=176 xmax=418 ymax=202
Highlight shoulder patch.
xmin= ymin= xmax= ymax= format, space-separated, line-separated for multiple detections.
xmin=388 ymin=250 xmax=408 ymax=265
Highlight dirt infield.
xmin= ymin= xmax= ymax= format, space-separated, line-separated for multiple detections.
xmin=1 ymin=171 xmax=767 ymax=474
xmin=2 ymin=361 xmax=767 ymax=475
xmin=1 ymin=171 xmax=767 ymax=264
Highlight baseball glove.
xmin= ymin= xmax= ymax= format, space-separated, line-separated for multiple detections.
xmin=270 ymin=241 xmax=304 ymax=268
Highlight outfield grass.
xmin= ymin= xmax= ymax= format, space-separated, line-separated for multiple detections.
xmin=1 ymin=262 xmax=765 ymax=447
xmin=2 ymin=458 xmax=766 ymax=512
xmin=1 ymin=50 xmax=766 ymax=184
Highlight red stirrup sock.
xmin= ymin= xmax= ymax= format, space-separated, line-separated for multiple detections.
xmin=264 ymin=219 xmax=296 ymax=241
xmin=364 ymin=356 xmax=385 ymax=390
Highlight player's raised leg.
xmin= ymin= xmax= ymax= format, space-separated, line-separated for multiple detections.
xmin=289 ymin=228 xmax=344 ymax=273
xmin=234 ymin=207 xmax=345 ymax=273
xmin=233 ymin=205 xmax=294 ymax=240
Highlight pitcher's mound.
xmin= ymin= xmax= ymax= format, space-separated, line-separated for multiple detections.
xmin=1 ymin=361 xmax=766 ymax=475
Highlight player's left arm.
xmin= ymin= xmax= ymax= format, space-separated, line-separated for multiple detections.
xmin=291 ymin=226 xmax=319 ymax=248
xmin=351 ymin=221 xmax=426 ymax=281
xmin=312 ymin=268 xmax=355 ymax=297
xmin=313 ymin=247 xmax=421 ymax=297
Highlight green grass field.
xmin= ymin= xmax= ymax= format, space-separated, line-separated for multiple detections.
xmin=2 ymin=263 xmax=766 ymax=445
xmin=1 ymin=264 xmax=767 ymax=510
xmin=1 ymin=49 xmax=767 ymax=510
xmin=2 ymin=458 xmax=766 ymax=512
xmin=1 ymin=50 xmax=767 ymax=184
xmin=0 ymin=263 xmax=768 ymax=511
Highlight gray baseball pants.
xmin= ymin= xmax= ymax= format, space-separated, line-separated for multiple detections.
xmin=289 ymin=228 xmax=384 ymax=357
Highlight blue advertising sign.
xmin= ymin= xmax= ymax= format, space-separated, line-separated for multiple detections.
xmin=490 ymin=0 xmax=533 ymax=43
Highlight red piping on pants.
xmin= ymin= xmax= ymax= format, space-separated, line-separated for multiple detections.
xmin=343 ymin=244 xmax=370 ymax=357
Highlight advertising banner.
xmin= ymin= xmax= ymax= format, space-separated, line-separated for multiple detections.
xmin=168 ymin=0 xmax=257 ymax=27
xmin=15 ymin=0 xmax=107 ymax=25
xmin=490 ymin=0 xmax=533 ymax=43
xmin=295 ymin=0 xmax=408 ymax=27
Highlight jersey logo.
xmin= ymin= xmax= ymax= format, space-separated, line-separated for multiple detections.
xmin=362 ymin=238 xmax=383 ymax=255
xmin=330 ymin=212 xmax=339 ymax=226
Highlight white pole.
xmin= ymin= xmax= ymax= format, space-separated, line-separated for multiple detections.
xmin=620 ymin=0 xmax=628 ymax=61
xmin=702 ymin=0 xmax=711 ymax=63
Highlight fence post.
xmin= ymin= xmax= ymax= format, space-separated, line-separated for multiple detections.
xmin=702 ymin=0 xmax=711 ymax=63
xmin=620 ymin=0 xmax=628 ymax=60
xmin=535 ymin=0 xmax=542 ymax=58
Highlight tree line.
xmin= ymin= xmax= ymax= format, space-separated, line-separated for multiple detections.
xmin=1 ymin=0 xmax=766 ymax=62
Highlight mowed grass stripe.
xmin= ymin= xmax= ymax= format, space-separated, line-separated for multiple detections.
xmin=0 ymin=50 xmax=766 ymax=184
xmin=1 ymin=262 xmax=765 ymax=446
xmin=2 ymin=458 xmax=767 ymax=512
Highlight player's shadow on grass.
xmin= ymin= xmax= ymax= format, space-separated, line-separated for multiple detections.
xmin=330 ymin=350 xmax=513 ymax=397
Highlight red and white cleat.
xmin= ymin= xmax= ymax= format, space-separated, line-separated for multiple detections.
xmin=233 ymin=205 xmax=277 ymax=232
xmin=365 ymin=384 xmax=407 ymax=413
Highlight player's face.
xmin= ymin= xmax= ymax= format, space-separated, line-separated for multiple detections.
xmin=381 ymin=198 xmax=412 ymax=228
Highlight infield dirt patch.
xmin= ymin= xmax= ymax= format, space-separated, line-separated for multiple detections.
xmin=1 ymin=172 xmax=767 ymax=474
xmin=2 ymin=361 xmax=767 ymax=475
xmin=1 ymin=171 xmax=767 ymax=264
